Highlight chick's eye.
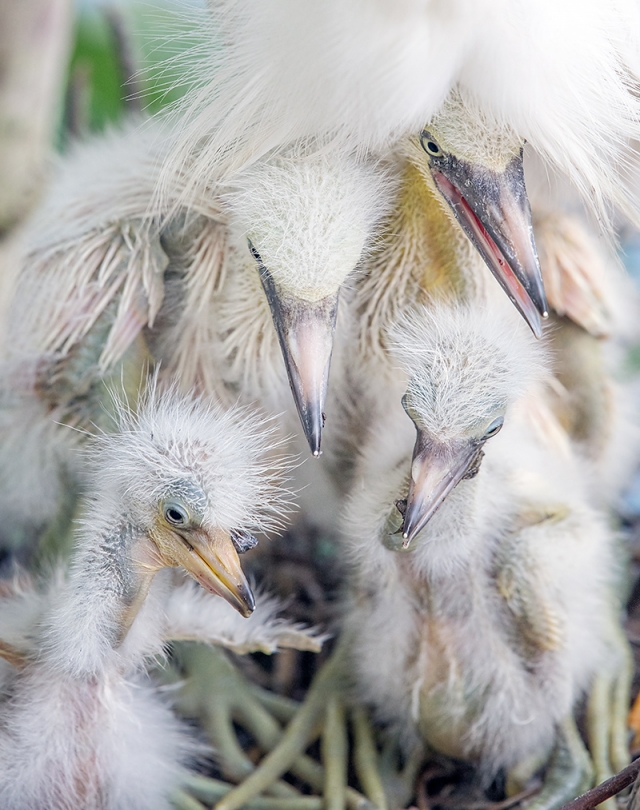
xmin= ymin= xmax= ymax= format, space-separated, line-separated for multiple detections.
xmin=164 ymin=503 xmax=189 ymax=527
xmin=484 ymin=417 xmax=504 ymax=439
xmin=420 ymin=131 xmax=443 ymax=158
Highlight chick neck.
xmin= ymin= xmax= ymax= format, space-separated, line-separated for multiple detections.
xmin=43 ymin=498 xmax=161 ymax=679
xmin=356 ymin=161 xmax=483 ymax=361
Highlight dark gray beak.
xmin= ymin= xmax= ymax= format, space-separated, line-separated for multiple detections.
xmin=251 ymin=242 xmax=337 ymax=456
xmin=401 ymin=429 xmax=484 ymax=545
xmin=422 ymin=138 xmax=547 ymax=338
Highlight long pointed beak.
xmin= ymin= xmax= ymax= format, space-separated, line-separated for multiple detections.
xmin=256 ymin=254 xmax=338 ymax=457
xmin=177 ymin=528 xmax=255 ymax=617
xmin=401 ymin=431 xmax=483 ymax=545
xmin=429 ymin=149 xmax=547 ymax=338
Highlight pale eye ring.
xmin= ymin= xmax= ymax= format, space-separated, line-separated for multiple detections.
xmin=484 ymin=417 xmax=504 ymax=439
xmin=164 ymin=503 xmax=189 ymax=527
xmin=420 ymin=131 xmax=443 ymax=157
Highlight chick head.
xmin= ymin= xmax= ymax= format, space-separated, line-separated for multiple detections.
xmin=390 ymin=301 xmax=544 ymax=542
xmin=404 ymin=90 xmax=547 ymax=338
xmin=225 ymin=147 xmax=394 ymax=455
xmin=87 ymin=384 xmax=293 ymax=616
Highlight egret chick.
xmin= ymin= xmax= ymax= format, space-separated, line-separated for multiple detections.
xmin=342 ymin=302 xmax=630 ymax=807
xmin=0 ymin=384 xmax=321 ymax=810
xmin=3 ymin=122 xmax=392 ymax=474
xmin=338 ymin=141 xmax=632 ymax=487
xmin=218 ymin=145 xmax=393 ymax=453
xmin=217 ymin=301 xmax=630 ymax=810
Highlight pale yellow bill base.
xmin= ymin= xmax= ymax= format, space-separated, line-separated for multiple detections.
xmin=176 ymin=527 xmax=256 ymax=618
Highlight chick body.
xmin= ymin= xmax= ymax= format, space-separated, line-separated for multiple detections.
xmin=0 ymin=385 xmax=319 ymax=810
xmin=341 ymin=303 xmax=629 ymax=785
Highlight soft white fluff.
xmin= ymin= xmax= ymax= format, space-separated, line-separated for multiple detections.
xmin=88 ymin=381 xmax=294 ymax=539
xmin=0 ymin=384 xmax=319 ymax=809
xmin=0 ymin=572 xmax=320 ymax=810
xmin=161 ymin=0 xmax=640 ymax=226
xmin=224 ymin=148 xmax=394 ymax=301
xmin=7 ymin=121 xmax=392 ymax=366
xmin=341 ymin=312 xmax=626 ymax=774
xmin=344 ymin=427 xmax=624 ymax=772
xmin=390 ymin=302 xmax=545 ymax=441
xmin=0 ymin=121 xmax=395 ymax=551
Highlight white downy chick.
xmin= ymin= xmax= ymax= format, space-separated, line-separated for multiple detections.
xmin=7 ymin=123 xmax=393 ymax=468
xmin=0 ymin=384 xmax=321 ymax=810
xmin=341 ymin=302 xmax=630 ymax=800
xmin=0 ymin=120 xmax=394 ymax=553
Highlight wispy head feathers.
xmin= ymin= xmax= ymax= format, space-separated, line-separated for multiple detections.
xmin=390 ymin=303 xmax=546 ymax=440
xmin=157 ymin=0 xmax=640 ymax=231
xmin=224 ymin=148 xmax=395 ymax=301
xmin=86 ymin=382 xmax=295 ymax=536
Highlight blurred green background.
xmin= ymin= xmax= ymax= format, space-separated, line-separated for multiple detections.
xmin=64 ymin=0 xmax=204 ymax=141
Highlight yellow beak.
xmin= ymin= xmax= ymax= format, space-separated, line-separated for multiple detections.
xmin=174 ymin=527 xmax=255 ymax=617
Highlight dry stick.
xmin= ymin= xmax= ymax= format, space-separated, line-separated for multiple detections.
xmin=215 ymin=640 xmax=373 ymax=810
xmin=177 ymin=645 xmax=296 ymax=798
xmin=171 ymin=789 xmax=207 ymax=810
xmin=103 ymin=7 xmax=144 ymax=112
xmin=65 ymin=63 xmax=92 ymax=139
xmin=323 ymin=696 xmax=348 ymax=810
xmin=285 ymin=747 xmax=372 ymax=810
xmin=249 ymin=684 xmax=300 ymax=724
xmin=184 ymin=774 xmax=323 ymax=810
xmin=558 ymin=758 xmax=640 ymax=810
xmin=352 ymin=707 xmax=388 ymax=810
xmin=208 ymin=698 xmax=302 ymax=797
xmin=243 ymin=673 xmax=367 ymax=805
xmin=214 ymin=645 xmax=346 ymax=810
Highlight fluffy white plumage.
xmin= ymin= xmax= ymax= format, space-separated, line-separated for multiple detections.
xmin=0 ymin=385 xmax=320 ymax=810
xmin=7 ymin=120 xmax=391 ymax=367
xmin=341 ymin=301 xmax=629 ymax=779
xmin=0 ymin=571 xmax=320 ymax=810
xmin=0 ymin=120 xmax=396 ymax=548
xmin=224 ymin=147 xmax=393 ymax=302
xmin=391 ymin=302 xmax=545 ymax=442
xmin=88 ymin=381 xmax=294 ymax=539
xmin=161 ymin=0 xmax=640 ymax=226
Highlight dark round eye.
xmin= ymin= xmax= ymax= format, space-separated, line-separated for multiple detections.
xmin=484 ymin=417 xmax=504 ymax=439
xmin=164 ymin=503 xmax=189 ymax=527
xmin=420 ymin=131 xmax=443 ymax=157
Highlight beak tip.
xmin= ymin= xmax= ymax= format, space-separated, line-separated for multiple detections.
xmin=240 ymin=585 xmax=256 ymax=617
xmin=302 ymin=415 xmax=323 ymax=457
xmin=400 ymin=514 xmax=419 ymax=545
